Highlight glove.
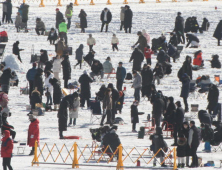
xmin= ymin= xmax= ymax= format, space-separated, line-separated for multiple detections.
xmin=30 ymin=135 xmax=34 ymax=139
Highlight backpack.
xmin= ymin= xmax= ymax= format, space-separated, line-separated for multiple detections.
xmin=125 ymin=73 xmax=132 ymax=80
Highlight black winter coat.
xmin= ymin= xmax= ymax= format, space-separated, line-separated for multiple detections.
xmin=22 ymin=4 xmax=29 ymax=22
xmin=184 ymin=18 xmax=192 ymax=33
xmin=51 ymin=78 xmax=62 ymax=105
xmin=153 ymin=66 xmax=164 ymax=78
xmin=180 ymin=77 xmax=190 ymax=98
xmin=91 ymin=63 xmax=103 ymax=75
xmin=61 ymin=56 xmax=71 ymax=80
xmin=79 ymin=10 xmax=87 ymax=28
xmin=198 ymin=110 xmax=212 ymax=126
xmin=181 ymin=124 xmax=191 ymax=156
xmin=152 ymin=98 xmax=165 ymax=119
xmin=30 ymin=91 xmax=41 ymax=109
xmin=96 ymin=85 xmax=106 ymax=101
xmin=150 ymin=134 xmax=165 ymax=157
xmin=212 ymin=123 xmax=222 ymax=144
xmin=129 ymin=48 xmax=144 ymax=71
xmin=207 ymin=84 xmax=219 ymax=112
xmin=164 ymin=98 xmax=176 ymax=123
xmin=124 ymin=8 xmax=133 ymax=28
xmin=103 ymin=130 xmax=121 ymax=153
xmin=186 ymin=34 xmax=199 ymax=47
xmin=12 ymin=42 xmax=20 ymax=55
xmin=40 ymin=50 xmax=49 ymax=64
xmin=100 ymin=10 xmax=112 ymax=23
xmin=131 ymin=105 xmax=139 ymax=124
xmin=135 ymin=36 xmax=147 ymax=52
xmin=0 ymin=69 xmax=13 ymax=85
xmin=2 ymin=116 xmax=14 ymax=132
xmin=175 ymin=15 xmax=184 ymax=33
xmin=211 ymin=55 xmax=221 ymax=68
xmin=141 ymin=68 xmax=153 ymax=86
xmin=34 ymin=73 xmax=43 ymax=95
xmin=177 ymin=138 xmax=187 ymax=157
xmin=44 ymin=61 xmax=53 ymax=73
xmin=190 ymin=125 xmax=201 ymax=147
xmin=78 ymin=74 xmax=93 ymax=99
xmin=169 ymin=34 xmax=178 ymax=47
xmin=173 ymin=107 xmax=184 ymax=127
xmin=58 ymin=94 xmax=74 ymax=131
xmin=7 ymin=2 xmax=12 ymax=15
xmin=56 ymin=11 xmax=64 ymax=28
xmin=182 ymin=57 xmax=192 ymax=80
xmin=201 ymin=18 xmax=210 ymax=31
xmin=157 ymin=50 xmax=168 ymax=63
xmin=47 ymin=31 xmax=58 ymax=41
xmin=201 ymin=124 xmax=214 ymax=142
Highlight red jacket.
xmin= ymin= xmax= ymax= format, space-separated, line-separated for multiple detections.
xmin=28 ymin=119 xmax=40 ymax=147
xmin=1 ymin=130 xmax=13 ymax=158
xmin=193 ymin=53 xmax=202 ymax=66
xmin=144 ymin=47 xmax=154 ymax=59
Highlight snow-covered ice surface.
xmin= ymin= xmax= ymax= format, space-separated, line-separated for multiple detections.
xmin=1 ymin=0 xmax=222 ymax=169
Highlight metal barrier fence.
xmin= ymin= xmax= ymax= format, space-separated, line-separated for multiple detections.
xmin=32 ymin=140 xmax=178 ymax=169
xmin=13 ymin=0 xmax=209 ymax=7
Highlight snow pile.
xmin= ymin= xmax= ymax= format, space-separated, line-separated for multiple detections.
xmin=3 ymin=54 xmax=20 ymax=71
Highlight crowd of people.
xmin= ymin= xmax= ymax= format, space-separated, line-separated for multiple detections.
xmin=1 ymin=2 xmax=222 ymax=170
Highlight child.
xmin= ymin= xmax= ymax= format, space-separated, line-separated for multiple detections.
xmin=116 ymin=91 xmax=124 ymax=114
xmin=177 ymin=134 xmax=187 ymax=168
xmin=68 ymin=92 xmax=79 ymax=126
xmin=15 ymin=12 xmax=22 ymax=32
xmin=111 ymin=34 xmax=119 ymax=51
xmin=144 ymin=45 xmax=153 ymax=65
xmin=1 ymin=130 xmax=13 ymax=170
xmin=131 ymin=100 xmax=139 ymax=132
xmin=47 ymin=28 xmax=58 ymax=45
xmin=201 ymin=123 xmax=214 ymax=152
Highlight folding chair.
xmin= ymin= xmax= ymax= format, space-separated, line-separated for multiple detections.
xmin=191 ymin=104 xmax=199 ymax=118
xmin=162 ymin=121 xmax=174 ymax=138
xmin=89 ymin=100 xmax=102 ymax=124
xmin=17 ymin=143 xmax=26 ymax=154
xmin=212 ymin=143 xmax=222 ymax=152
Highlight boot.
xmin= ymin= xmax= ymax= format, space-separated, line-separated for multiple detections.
xmin=153 ymin=163 xmax=156 ymax=167
xmin=181 ymin=163 xmax=185 ymax=168
xmin=29 ymin=147 xmax=34 ymax=155
xmin=161 ymin=163 xmax=167 ymax=167
xmin=178 ymin=163 xmax=181 ymax=168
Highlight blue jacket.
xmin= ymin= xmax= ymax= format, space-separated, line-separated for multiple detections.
xmin=26 ymin=67 xmax=37 ymax=81
xmin=116 ymin=66 xmax=126 ymax=81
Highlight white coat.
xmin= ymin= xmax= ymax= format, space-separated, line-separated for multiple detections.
xmin=53 ymin=59 xmax=62 ymax=73
xmin=69 ymin=97 xmax=80 ymax=118
xmin=44 ymin=74 xmax=54 ymax=94
xmin=111 ymin=36 xmax=119 ymax=44
xmin=87 ymin=37 xmax=96 ymax=45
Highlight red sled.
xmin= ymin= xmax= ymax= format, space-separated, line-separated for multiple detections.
xmin=63 ymin=136 xmax=81 ymax=139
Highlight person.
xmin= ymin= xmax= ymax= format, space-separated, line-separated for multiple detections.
xmin=44 ymin=71 xmax=53 ymax=106
xmin=172 ymin=101 xmax=184 ymax=146
xmin=211 ymin=121 xmax=222 ymax=145
xmin=116 ymin=62 xmax=126 ymax=91
xmin=96 ymin=84 xmax=106 ymax=101
xmin=193 ymin=50 xmax=202 ymax=67
xmin=144 ymin=45 xmax=153 ymax=65
xmin=78 ymin=70 xmax=93 ymax=108
xmin=120 ymin=6 xmax=125 ymax=31
xmin=116 ymin=90 xmax=124 ymax=114
xmin=103 ymin=57 xmax=113 ymax=74
xmin=0 ymin=68 xmax=13 ymax=94
xmin=180 ymin=56 xmax=192 ymax=80
xmin=26 ymin=63 xmax=37 ymax=99
xmin=190 ymin=16 xmax=199 ymax=33
xmin=107 ymin=83 xmax=119 ymax=123
xmin=74 ymin=44 xmax=84 ymax=69
xmin=2 ymin=1 xmax=8 ymax=23
xmin=20 ymin=3 xmax=29 ymax=32
xmin=61 ymin=53 xmax=71 ymax=88
xmin=68 ymin=92 xmax=79 ymax=126
xmin=33 ymin=68 xmax=44 ymax=98
xmin=1 ymin=130 xmax=13 ymax=170
xmin=184 ymin=17 xmax=192 ymax=33
xmin=180 ymin=73 xmax=190 ymax=112
xmin=65 ymin=3 xmax=73 ymax=29
xmin=30 ymin=90 xmax=41 ymax=113
xmin=6 ymin=0 xmax=12 ymax=24
xmin=55 ymin=8 xmax=63 ymax=29
xmin=177 ymin=134 xmax=187 ymax=168
xmin=100 ymin=88 xmax=112 ymax=126
xmin=211 ymin=54 xmax=221 ymax=68
xmin=49 ymin=78 xmax=62 ymax=110
xmin=124 ymin=5 xmax=133 ymax=33
xmin=174 ymin=12 xmax=185 ymax=44
xmin=201 ymin=18 xmax=210 ymax=31
xmin=141 ymin=64 xmax=153 ymax=98
xmin=153 ymin=63 xmax=164 ymax=85
xmin=142 ymin=29 xmax=150 ymax=45
xmin=47 ymin=28 xmax=58 ymax=45
xmin=207 ymin=84 xmax=219 ymax=114
xmin=111 ymin=34 xmax=119 ymax=51
xmin=35 ymin=18 xmax=45 ymax=35
xmin=78 ymin=9 xmax=87 ymax=33
xmin=84 ymin=50 xmax=95 ymax=66
xmin=169 ymin=32 xmax=178 ymax=47
xmin=201 ymin=123 xmax=214 ymax=152
xmin=129 ymin=48 xmax=144 ymax=72
xmin=12 ymin=41 xmax=23 ymax=63
xmin=163 ymin=97 xmax=176 ymax=125
xmin=100 ymin=8 xmax=112 ymax=32
xmin=150 ymin=127 xmax=167 ymax=167
xmin=15 ymin=12 xmax=22 ymax=32
xmin=56 ymin=38 xmax=66 ymax=57
xmin=39 ymin=49 xmax=48 ymax=69
xmin=157 ymin=49 xmax=168 ymax=64
xmin=90 ymin=60 xmax=104 ymax=80
xmin=188 ymin=121 xmax=201 ymax=167
xmin=131 ymin=100 xmax=139 ymax=132
xmin=1 ymin=112 xmax=16 ymax=141
xmin=133 ymin=31 xmax=147 ymax=52
xmin=132 ymin=71 xmax=142 ymax=102
xmin=186 ymin=33 xmax=199 ymax=48
xmin=59 ymin=19 xmax=68 ymax=45
xmin=181 ymin=122 xmax=191 ymax=167
xmin=152 ymin=92 xmax=165 ymax=127
xmin=44 ymin=60 xmax=53 ymax=73
xmin=58 ymin=93 xmax=75 ymax=139
xmin=52 ymin=56 xmax=62 ymax=81
xmin=102 ymin=126 xmax=121 ymax=156
xmin=87 ymin=34 xmax=96 ymax=52
xmin=27 ymin=115 xmax=40 ymax=155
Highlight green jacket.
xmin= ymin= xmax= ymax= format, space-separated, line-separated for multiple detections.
xmin=59 ymin=22 xmax=67 ymax=33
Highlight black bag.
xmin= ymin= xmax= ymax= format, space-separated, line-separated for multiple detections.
xmin=125 ymin=73 xmax=132 ymax=80
xmin=45 ymin=105 xmax=52 ymax=111
xmin=30 ymin=45 xmax=40 ymax=63
xmin=114 ymin=117 xmax=124 ymax=124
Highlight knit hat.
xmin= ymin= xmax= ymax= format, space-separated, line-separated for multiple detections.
xmin=56 ymin=8 xmax=59 ymax=11
xmin=29 ymin=114 xmax=35 ymax=120
xmin=83 ymin=70 xmax=87 ymax=74
xmin=33 ymin=62 xmax=37 ymax=67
